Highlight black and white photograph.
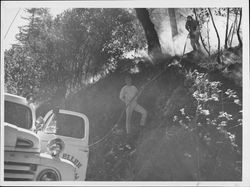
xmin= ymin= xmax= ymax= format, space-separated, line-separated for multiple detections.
xmin=1 ymin=0 xmax=249 ymax=186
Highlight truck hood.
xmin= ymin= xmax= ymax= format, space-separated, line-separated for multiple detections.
xmin=4 ymin=122 xmax=41 ymax=153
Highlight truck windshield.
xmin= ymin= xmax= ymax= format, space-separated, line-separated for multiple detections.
xmin=4 ymin=101 xmax=32 ymax=129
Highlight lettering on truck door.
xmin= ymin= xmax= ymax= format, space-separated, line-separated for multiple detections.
xmin=38 ymin=110 xmax=89 ymax=181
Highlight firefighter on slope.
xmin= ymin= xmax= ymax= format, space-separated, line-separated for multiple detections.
xmin=185 ymin=15 xmax=201 ymax=51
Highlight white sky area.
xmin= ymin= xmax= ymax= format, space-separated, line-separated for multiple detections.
xmin=2 ymin=5 xmax=240 ymax=56
xmin=2 ymin=6 xmax=68 ymax=50
xmin=2 ymin=0 xmax=246 ymax=52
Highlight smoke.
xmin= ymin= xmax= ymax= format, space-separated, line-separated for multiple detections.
xmin=151 ymin=8 xmax=240 ymax=56
xmin=156 ymin=8 xmax=193 ymax=56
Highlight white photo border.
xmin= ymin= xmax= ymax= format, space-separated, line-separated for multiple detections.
xmin=1 ymin=0 xmax=249 ymax=186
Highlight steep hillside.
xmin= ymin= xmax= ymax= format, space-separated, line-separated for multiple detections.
xmin=65 ymin=48 xmax=242 ymax=181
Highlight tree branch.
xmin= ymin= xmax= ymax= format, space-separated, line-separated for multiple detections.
xmin=225 ymin=8 xmax=229 ymax=49
xmin=237 ymin=9 xmax=242 ymax=47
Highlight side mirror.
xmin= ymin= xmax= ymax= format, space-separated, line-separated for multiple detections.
xmin=26 ymin=94 xmax=35 ymax=104
xmin=35 ymin=116 xmax=45 ymax=132
xmin=53 ymin=107 xmax=60 ymax=115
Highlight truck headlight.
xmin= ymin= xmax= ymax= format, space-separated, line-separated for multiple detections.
xmin=37 ymin=169 xmax=60 ymax=181
xmin=47 ymin=138 xmax=65 ymax=158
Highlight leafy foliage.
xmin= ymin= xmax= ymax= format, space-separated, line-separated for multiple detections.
xmin=4 ymin=45 xmax=42 ymax=95
xmin=168 ymin=70 xmax=242 ymax=180
xmin=5 ymin=8 xmax=146 ymax=99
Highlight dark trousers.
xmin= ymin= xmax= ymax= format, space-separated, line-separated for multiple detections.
xmin=190 ymin=30 xmax=200 ymax=51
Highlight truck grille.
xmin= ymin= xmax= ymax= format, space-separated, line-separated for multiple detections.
xmin=4 ymin=162 xmax=37 ymax=181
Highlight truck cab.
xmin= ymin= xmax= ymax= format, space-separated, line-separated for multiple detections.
xmin=4 ymin=93 xmax=76 ymax=181
xmin=37 ymin=109 xmax=89 ymax=181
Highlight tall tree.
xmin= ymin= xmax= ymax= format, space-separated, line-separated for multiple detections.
xmin=224 ymin=8 xmax=230 ymax=49
xmin=237 ymin=8 xmax=242 ymax=47
xmin=229 ymin=9 xmax=238 ymax=48
xmin=168 ymin=8 xmax=178 ymax=38
xmin=208 ymin=8 xmax=221 ymax=61
xmin=135 ymin=8 xmax=162 ymax=59
xmin=4 ymin=45 xmax=42 ymax=96
xmin=193 ymin=8 xmax=210 ymax=56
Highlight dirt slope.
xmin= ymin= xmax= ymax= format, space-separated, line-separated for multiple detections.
xmin=65 ymin=48 xmax=242 ymax=181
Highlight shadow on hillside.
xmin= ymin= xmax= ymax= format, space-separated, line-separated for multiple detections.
xmin=63 ymin=47 xmax=242 ymax=181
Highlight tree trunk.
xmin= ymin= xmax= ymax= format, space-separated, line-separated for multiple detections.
xmin=227 ymin=23 xmax=234 ymax=47
xmin=224 ymin=8 xmax=229 ymax=49
xmin=207 ymin=21 xmax=211 ymax=55
xmin=237 ymin=9 xmax=242 ymax=47
xmin=135 ymin=8 xmax=162 ymax=58
xmin=193 ymin=8 xmax=210 ymax=56
xmin=28 ymin=9 xmax=36 ymax=52
xmin=208 ymin=8 xmax=220 ymax=53
xmin=28 ymin=9 xmax=35 ymax=40
xmin=168 ymin=8 xmax=178 ymax=38
xmin=230 ymin=13 xmax=238 ymax=47
xmin=208 ymin=8 xmax=221 ymax=63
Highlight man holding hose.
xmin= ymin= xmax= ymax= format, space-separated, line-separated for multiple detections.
xmin=119 ymin=75 xmax=147 ymax=135
xmin=185 ymin=15 xmax=201 ymax=51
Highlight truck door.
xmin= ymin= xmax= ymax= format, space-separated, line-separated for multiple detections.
xmin=38 ymin=109 xmax=89 ymax=181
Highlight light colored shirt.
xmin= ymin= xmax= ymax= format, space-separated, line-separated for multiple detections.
xmin=119 ymin=85 xmax=138 ymax=105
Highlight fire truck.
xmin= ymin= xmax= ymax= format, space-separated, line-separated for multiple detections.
xmin=4 ymin=93 xmax=89 ymax=181
xmin=37 ymin=108 xmax=89 ymax=181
